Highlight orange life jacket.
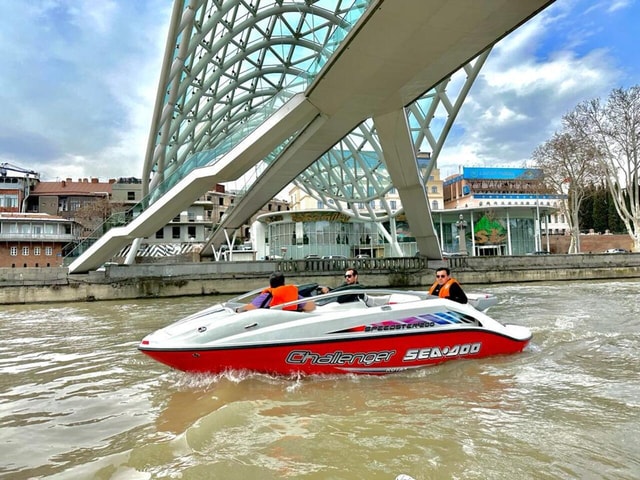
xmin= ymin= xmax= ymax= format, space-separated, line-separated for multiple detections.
xmin=261 ymin=284 xmax=299 ymax=310
xmin=428 ymin=278 xmax=460 ymax=299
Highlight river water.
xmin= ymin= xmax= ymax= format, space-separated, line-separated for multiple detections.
xmin=1 ymin=280 xmax=639 ymax=480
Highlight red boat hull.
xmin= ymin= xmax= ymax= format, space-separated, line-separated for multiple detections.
xmin=139 ymin=329 xmax=530 ymax=376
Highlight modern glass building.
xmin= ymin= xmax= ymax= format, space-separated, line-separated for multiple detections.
xmin=255 ymin=203 xmax=557 ymax=260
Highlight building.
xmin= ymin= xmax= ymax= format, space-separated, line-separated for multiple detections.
xmin=253 ymin=166 xmax=566 ymax=259
xmin=0 ymin=212 xmax=76 ymax=267
xmin=443 ymin=167 xmax=567 ymax=235
xmin=12 ymin=167 xmax=290 ymax=262
xmin=27 ymin=178 xmax=117 ymax=238
xmin=0 ymin=163 xmax=39 ymax=213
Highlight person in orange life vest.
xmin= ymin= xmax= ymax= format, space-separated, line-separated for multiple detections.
xmin=428 ymin=267 xmax=468 ymax=304
xmin=236 ymin=272 xmax=316 ymax=313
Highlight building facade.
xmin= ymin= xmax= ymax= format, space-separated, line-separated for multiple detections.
xmin=254 ymin=166 xmax=565 ymax=259
xmin=443 ymin=167 xmax=567 ymax=235
xmin=0 ymin=163 xmax=39 ymax=213
xmin=0 ymin=213 xmax=76 ymax=267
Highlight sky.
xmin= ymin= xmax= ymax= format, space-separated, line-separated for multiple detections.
xmin=0 ymin=0 xmax=639 ymax=182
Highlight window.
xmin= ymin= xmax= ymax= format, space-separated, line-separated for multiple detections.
xmin=155 ymin=229 xmax=164 ymax=239
xmin=127 ymin=191 xmax=136 ymax=200
xmin=390 ymin=200 xmax=397 ymax=210
xmin=22 ymin=246 xmax=29 ymax=256
xmin=0 ymin=194 xmax=18 ymax=208
xmin=172 ymin=226 xmax=180 ymax=239
xmin=10 ymin=246 xmax=17 ymax=256
xmin=45 ymin=247 xmax=53 ymax=256
xmin=187 ymin=226 xmax=196 ymax=238
xmin=34 ymin=247 xmax=41 ymax=256
xmin=431 ymin=186 xmax=438 ymax=194
xmin=219 ymin=198 xmax=224 ymax=206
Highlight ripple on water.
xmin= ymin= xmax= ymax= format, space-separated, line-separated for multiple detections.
xmin=1 ymin=282 xmax=640 ymax=479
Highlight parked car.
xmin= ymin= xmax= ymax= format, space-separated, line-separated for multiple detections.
xmin=442 ymin=251 xmax=468 ymax=258
xmin=356 ymin=254 xmax=371 ymax=259
xmin=304 ymin=254 xmax=321 ymax=259
xmin=321 ymin=255 xmax=347 ymax=259
xmin=603 ymin=248 xmax=628 ymax=254
xmin=527 ymin=250 xmax=551 ymax=255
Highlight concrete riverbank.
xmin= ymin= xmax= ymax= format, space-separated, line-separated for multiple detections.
xmin=1 ymin=253 xmax=639 ymax=304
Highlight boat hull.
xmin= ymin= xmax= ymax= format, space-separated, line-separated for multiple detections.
xmin=140 ymin=327 xmax=530 ymax=376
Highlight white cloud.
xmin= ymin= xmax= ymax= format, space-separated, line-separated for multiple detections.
xmin=437 ymin=1 xmax=624 ymax=177
xmin=0 ymin=0 xmax=172 ymax=181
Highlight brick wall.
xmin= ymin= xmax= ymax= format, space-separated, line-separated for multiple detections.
xmin=0 ymin=244 xmax=64 ymax=268
xmin=547 ymin=233 xmax=633 ymax=254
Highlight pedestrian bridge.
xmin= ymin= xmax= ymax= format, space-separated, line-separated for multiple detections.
xmin=67 ymin=0 xmax=555 ymax=273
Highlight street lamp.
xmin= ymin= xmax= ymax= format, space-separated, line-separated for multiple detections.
xmin=456 ymin=214 xmax=467 ymax=255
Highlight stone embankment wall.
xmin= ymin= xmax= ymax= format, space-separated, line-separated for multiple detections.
xmin=0 ymin=253 xmax=639 ymax=305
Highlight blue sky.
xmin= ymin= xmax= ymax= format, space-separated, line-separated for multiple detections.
xmin=0 ymin=0 xmax=638 ymax=182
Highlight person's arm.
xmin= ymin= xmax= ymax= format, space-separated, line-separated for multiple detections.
xmin=448 ymin=283 xmax=468 ymax=304
xmin=300 ymin=297 xmax=316 ymax=312
xmin=331 ymin=283 xmax=362 ymax=293
xmin=237 ymin=292 xmax=268 ymax=312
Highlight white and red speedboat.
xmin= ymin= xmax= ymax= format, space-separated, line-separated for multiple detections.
xmin=138 ymin=286 xmax=531 ymax=376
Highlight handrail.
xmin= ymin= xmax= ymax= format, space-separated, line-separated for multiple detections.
xmin=226 ymin=287 xmax=431 ymax=312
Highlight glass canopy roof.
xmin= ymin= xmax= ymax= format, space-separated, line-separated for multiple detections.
xmin=143 ymin=0 xmax=487 ymax=225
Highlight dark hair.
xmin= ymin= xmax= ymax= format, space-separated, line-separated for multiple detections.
xmin=346 ymin=267 xmax=358 ymax=276
xmin=269 ymin=271 xmax=285 ymax=288
xmin=436 ymin=267 xmax=450 ymax=276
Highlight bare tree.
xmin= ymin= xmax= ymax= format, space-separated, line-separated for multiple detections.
xmin=73 ymin=198 xmax=126 ymax=238
xmin=532 ymin=132 xmax=601 ymax=253
xmin=565 ymin=86 xmax=640 ymax=252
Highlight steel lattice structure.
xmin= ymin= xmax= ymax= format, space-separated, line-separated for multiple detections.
xmin=144 ymin=0 xmax=371 ymax=195
xmin=143 ymin=0 xmax=486 ymax=231
xmin=67 ymin=0 xmax=555 ymax=272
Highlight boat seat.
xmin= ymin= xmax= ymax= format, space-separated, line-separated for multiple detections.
xmin=318 ymin=299 xmax=368 ymax=311
xmin=364 ymin=294 xmax=390 ymax=307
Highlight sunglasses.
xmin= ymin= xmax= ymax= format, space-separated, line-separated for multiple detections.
xmin=344 ymin=274 xmax=354 ymax=278
xmin=436 ymin=274 xmax=447 ymax=278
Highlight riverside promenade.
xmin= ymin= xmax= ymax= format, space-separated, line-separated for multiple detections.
xmin=1 ymin=253 xmax=639 ymax=305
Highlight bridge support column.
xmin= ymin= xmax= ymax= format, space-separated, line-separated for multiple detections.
xmin=374 ymin=108 xmax=441 ymax=259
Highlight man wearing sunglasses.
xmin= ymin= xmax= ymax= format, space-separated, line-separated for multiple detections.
xmin=319 ymin=268 xmax=364 ymax=303
xmin=428 ymin=267 xmax=468 ymax=304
